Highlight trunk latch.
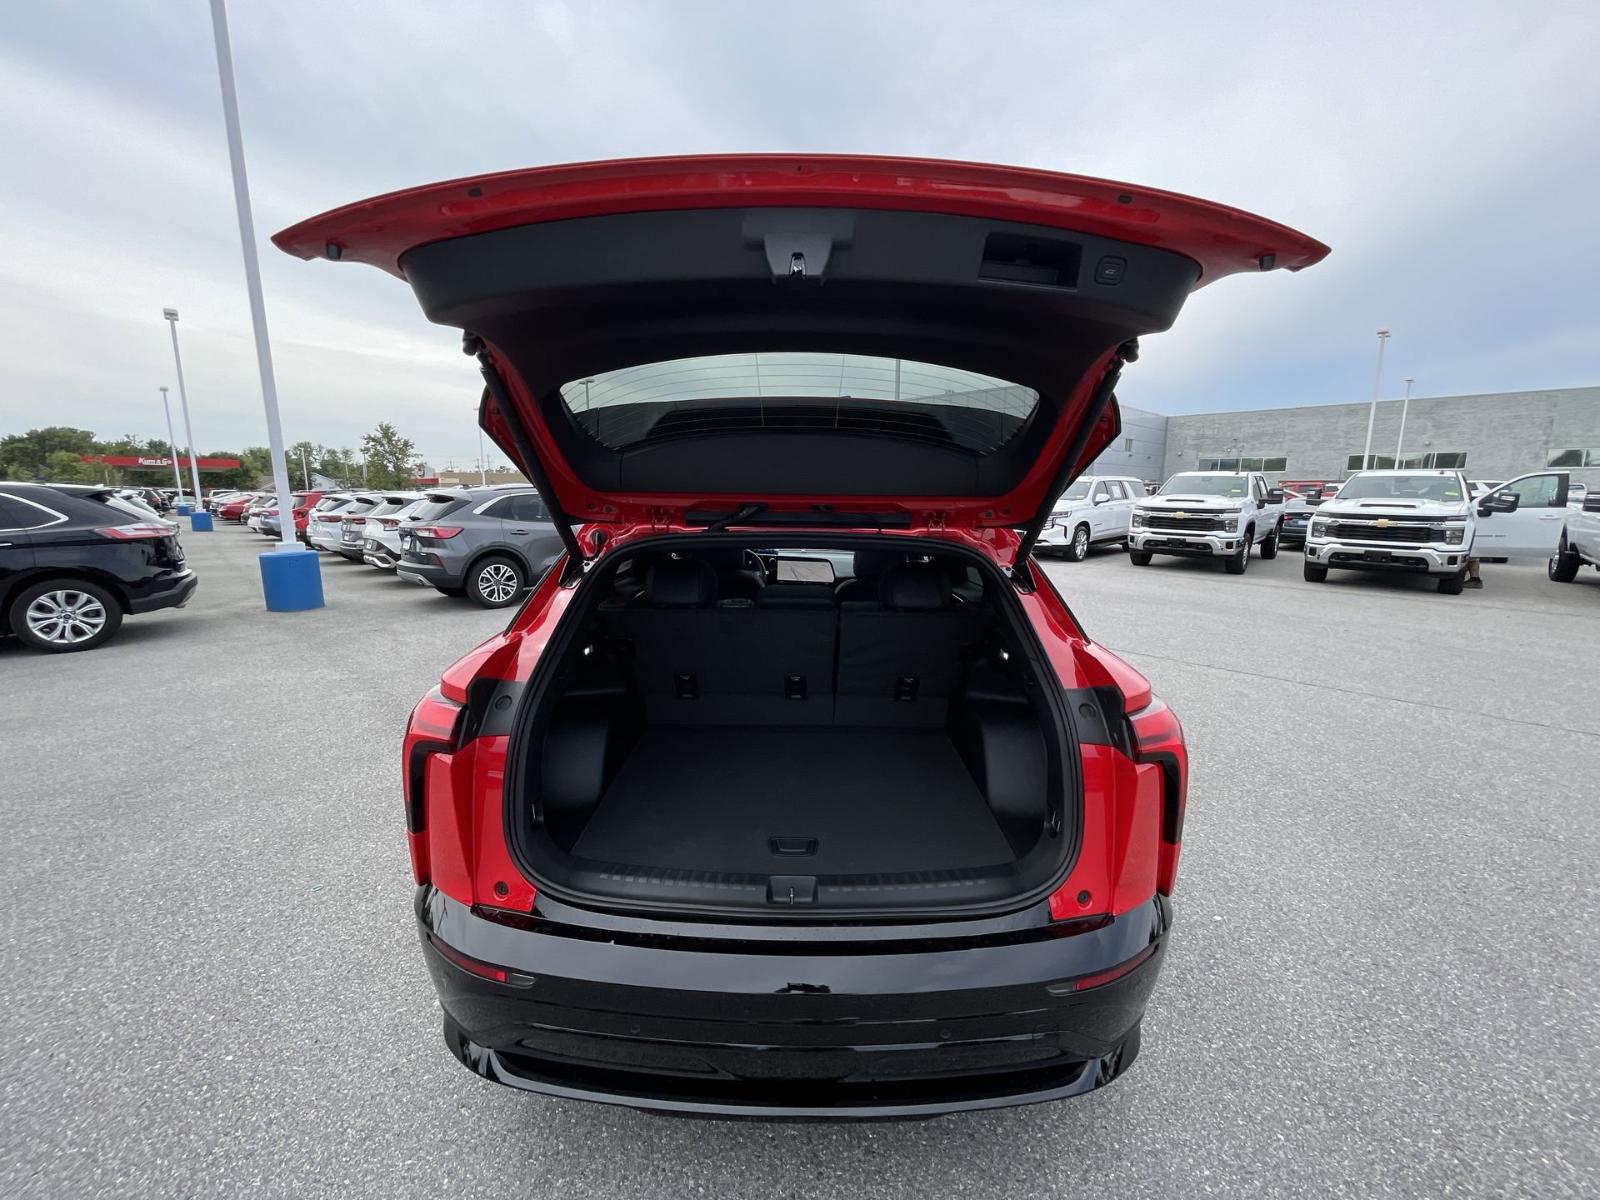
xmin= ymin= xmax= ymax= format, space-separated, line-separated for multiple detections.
xmin=784 ymin=673 xmax=807 ymax=700
xmin=768 ymin=875 xmax=817 ymax=905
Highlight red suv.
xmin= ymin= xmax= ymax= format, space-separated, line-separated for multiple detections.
xmin=277 ymin=155 xmax=1326 ymax=1117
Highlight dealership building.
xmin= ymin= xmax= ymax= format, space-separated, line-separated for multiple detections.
xmin=1088 ymin=385 xmax=1600 ymax=489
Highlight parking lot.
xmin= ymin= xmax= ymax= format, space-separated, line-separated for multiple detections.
xmin=4 ymin=522 xmax=1598 ymax=1199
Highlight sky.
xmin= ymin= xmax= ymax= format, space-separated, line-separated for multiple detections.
xmin=2 ymin=1 xmax=1597 ymax=472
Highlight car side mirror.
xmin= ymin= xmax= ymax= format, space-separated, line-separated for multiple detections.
xmin=1479 ymin=493 xmax=1519 ymax=515
xmin=1092 ymin=494 xmax=1109 ymax=505
xmin=1266 ymin=488 xmax=1285 ymax=504
xmin=1583 ymin=495 xmax=1600 ymax=514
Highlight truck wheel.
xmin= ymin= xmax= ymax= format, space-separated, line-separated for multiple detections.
xmin=1303 ymin=562 xmax=1328 ymax=583
xmin=1437 ymin=569 xmax=1466 ymax=595
xmin=1063 ymin=523 xmax=1091 ymax=562
xmin=1225 ymin=529 xmax=1252 ymax=574
xmin=1259 ymin=522 xmax=1281 ymax=560
xmin=9 ymin=577 xmax=124 ymax=653
xmin=1549 ymin=545 xmax=1581 ymax=583
xmin=1129 ymin=550 xmax=1153 ymax=566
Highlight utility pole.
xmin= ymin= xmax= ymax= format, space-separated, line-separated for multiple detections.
xmin=1395 ymin=377 xmax=1414 ymax=464
xmin=1360 ymin=329 xmax=1391 ymax=470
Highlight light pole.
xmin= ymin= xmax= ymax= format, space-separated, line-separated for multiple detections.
xmin=1359 ymin=329 xmax=1390 ymax=471
xmin=299 ymin=446 xmax=310 ymax=489
xmin=1395 ymin=376 xmax=1414 ymax=464
xmin=158 ymin=387 xmax=186 ymax=499
xmin=162 ymin=308 xmax=207 ymax=520
xmin=205 ymin=0 xmax=322 ymax=610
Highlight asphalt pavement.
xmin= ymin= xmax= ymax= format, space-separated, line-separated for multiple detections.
xmin=2 ymin=524 xmax=1597 ymax=1199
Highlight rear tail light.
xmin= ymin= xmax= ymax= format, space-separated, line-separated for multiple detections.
xmin=1129 ymin=699 xmax=1188 ymax=896
xmin=97 ymin=523 xmax=174 ymax=540
xmin=377 ymin=518 xmax=400 ymax=529
xmin=403 ymin=687 xmax=467 ymax=887
xmin=414 ymin=525 xmax=463 ymax=539
xmin=345 ymin=516 xmax=366 ymax=525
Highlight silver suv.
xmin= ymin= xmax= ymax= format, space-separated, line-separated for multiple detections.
xmin=395 ymin=485 xmax=564 ymax=607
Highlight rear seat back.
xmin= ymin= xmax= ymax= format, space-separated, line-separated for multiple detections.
xmin=836 ymin=561 xmax=988 ymax=727
xmin=601 ymin=558 xmax=836 ymax=725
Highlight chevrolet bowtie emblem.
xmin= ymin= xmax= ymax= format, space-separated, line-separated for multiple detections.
xmin=1174 ymin=511 xmax=1187 ymax=518
xmin=1374 ymin=518 xmax=1391 ymax=527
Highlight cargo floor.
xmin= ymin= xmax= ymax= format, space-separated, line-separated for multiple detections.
xmin=570 ymin=727 xmax=1015 ymax=876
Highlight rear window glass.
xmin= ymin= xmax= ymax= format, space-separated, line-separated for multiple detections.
xmin=558 ymin=352 xmax=1039 ymax=454
xmin=410 ymin=495 xmax=467 ymax=522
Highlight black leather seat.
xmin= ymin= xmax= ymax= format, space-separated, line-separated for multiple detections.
xmin=836 ymin=561 xmax=987 ymax=727
xmin=699 ymin=546 xmax=767 ymax=602
xmin=834 ymin=549 xmax=903 ymax=602
xmin=602 ymin=556 xmax=835 ymax=725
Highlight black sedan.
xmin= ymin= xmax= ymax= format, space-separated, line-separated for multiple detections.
xmin=1 ymin=483 xmax=196 ymax=652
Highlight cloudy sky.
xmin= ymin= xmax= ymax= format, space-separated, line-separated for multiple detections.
xmin=2 ymin=1 xmax=1597 ymax=470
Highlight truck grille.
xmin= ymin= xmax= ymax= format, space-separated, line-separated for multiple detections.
xmin=1327 ymin=520 xmax=1444 ymax=544
xmin=1145 ymin=514 xmax=1226 ymax=532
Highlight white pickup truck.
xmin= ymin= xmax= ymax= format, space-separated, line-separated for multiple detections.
xmin=1549 ymin=489 xmax=1600 ymax=584
xmin=1304 ymin=468 xmax=1572 ymax=594
xmin=1128 ymin=470 xmax=1286 ymax=574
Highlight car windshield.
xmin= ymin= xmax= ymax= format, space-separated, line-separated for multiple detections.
xmin=558 ymin=351 xmax=1040 ymax=455
xmin=1337 ymin=474 xmax=1463 ymax=501
xmin=1158 ymin=474 xmax=1248 ymax=498
xmin=1056 ymin=481 xmax=1092 ymax=504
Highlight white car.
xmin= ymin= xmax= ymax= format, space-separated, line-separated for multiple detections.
xmin=305 ymin=493 xmax=360 ymax=550
xmin=1567 ymin=481 xmax=1589 ymax=509
xmin=1305 ymin=469 xmax=1570 ymax=594
xmin=245 ymin=495 xmax=278 ymax=531
xmin=1550 ymin=489 xmax=1600 ymax=583
xmin=334 ymin=491 xmax=420 ymax=564
xmin=1128 ymin=470 xmax=1286 ymax=574
xmin=1034 ymin=475 xmax=1144 ymax=561
xmin=362 ymin=497 xmax=428 ymax=569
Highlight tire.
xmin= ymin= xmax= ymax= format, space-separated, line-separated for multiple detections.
xmin=1303 ymin=562 xmax=1328 ymax=583
xmin=1225 ymin=528 xmax=1252 ymax=574
xmin=1129 ymin=550 xmax=1153 ymax=566
xmin=1437 ymin=570 xmax=1466 ymax=596
xmin=1063 ymin=523 xmax=1091 ymax=563
xmin=1259 ymin=522 xmax=1280 ymax=560
xmin=1549 ymin=545 xmax=1581 ymax=583
xmin=466 ymin=555 xmax=526 ymax=608
xmin=8 ymin=577 xmax=123 ymax=653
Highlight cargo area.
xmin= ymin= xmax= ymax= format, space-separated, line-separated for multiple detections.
xmin=509 ymin=541 xmax=1075 ymax=917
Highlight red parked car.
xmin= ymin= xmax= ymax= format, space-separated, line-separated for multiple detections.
xmin=215 ymin=491 xmax=265 ymax=522
xmin=277 ymin=155 xmax=1326 ymax=1117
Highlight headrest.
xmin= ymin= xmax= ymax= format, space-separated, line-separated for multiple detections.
xmin=852 ymin=549 xmax=902 ymax=580
xmin=645 ymin=558 xmax=717 ymax=608
xmin=878 ymin=561 xmax=949 ymax=611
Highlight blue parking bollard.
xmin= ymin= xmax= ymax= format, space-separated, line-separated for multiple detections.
xmin=189 ymin=511 xmax=214 ymax=532
xmin=259 ymin=546 xmax=325 ymax=612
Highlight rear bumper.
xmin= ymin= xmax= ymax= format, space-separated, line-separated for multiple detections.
xmin=418 ymin=887 xmax=1170 ymax=1117
xmin=1306 ymin=539 xmax=1465 ymax=575
xmin=127 ymin=569 xmax=198 ymax=614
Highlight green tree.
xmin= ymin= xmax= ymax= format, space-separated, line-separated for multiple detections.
xmin=360 ymin=423 xmax=417 ymax=488
xmin=43 ymin=449 xmax=97 ymax=483
xmin=0 ymin=427 xmax=97 ymax=479
xmin=287 ymin=440 xmax=318 ymax=489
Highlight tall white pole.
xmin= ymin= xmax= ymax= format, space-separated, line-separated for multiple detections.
xmin=1360 ymin=329 xmax=1390 ymax=471
xmin=163 ymin=311 xmax=206 ymax=508
xmin=477 ymin=423 xmax=488 ymax=486
xmin=206 ymin=0 xmax=297 ymax=550
xmin=159 ymin=387 xmax=186 ymax=498
xmin=1395 ymin=376 xmax=1414 ymax=464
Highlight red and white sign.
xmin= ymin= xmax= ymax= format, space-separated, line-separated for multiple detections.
xmin=80 ymin=454 xmax=243 ymax=471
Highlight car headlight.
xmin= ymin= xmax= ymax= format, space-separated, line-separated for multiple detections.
xmin=1311 ymin=519 xmax=1330 ymax=538
xmin=1131 ymin=511 xmax=1147 ymax=528
xmin=1442 ymin=524 xmax=1465 ymax=545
